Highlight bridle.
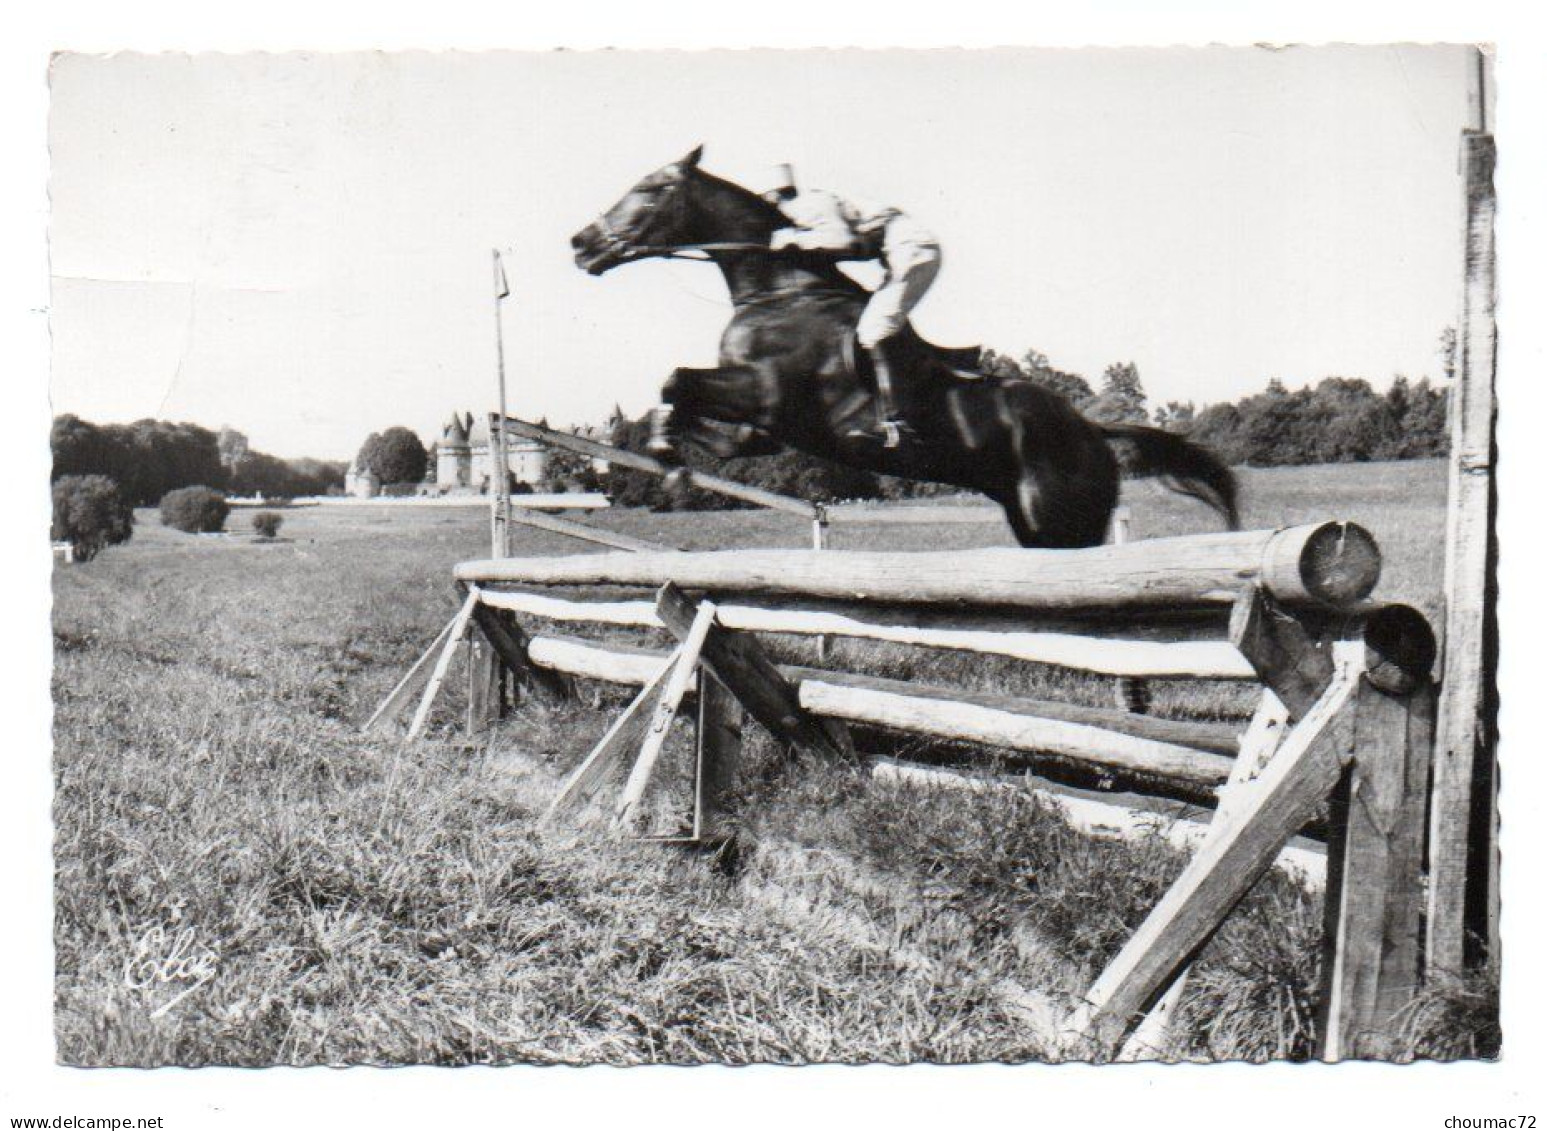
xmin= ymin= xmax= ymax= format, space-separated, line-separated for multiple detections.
xmin=588 ymin=171 xmax=774 ymax=264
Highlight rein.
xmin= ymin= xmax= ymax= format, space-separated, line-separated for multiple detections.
xmin=631 ymin=241 xmax=776 ymax=261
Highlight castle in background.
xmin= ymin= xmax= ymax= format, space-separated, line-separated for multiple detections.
xmin=435 ymin=411 xmax=548 ymax=493
xmin=344 ymin=410 xmax=621 ymax=498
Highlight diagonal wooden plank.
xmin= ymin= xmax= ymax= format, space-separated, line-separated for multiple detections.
xmin=1062 ymin=669 xmax=1359 ymax=1057
xmin=468 ymin=597 xmax=568 ymax=700
xmin=655 ymin=583 xmax=849 ymax=762
xmin=508 ymin=506 xmax=678 ymax=553
xmin=541 ymin=655 xmax=676 ymax=824
xmin=363 ymin=615 xmax=458 ymax=734
xmin=615 ymin=600 xmax=718 ymax=830
xmin=694 ymin=673 xmax=744 ymax=840
xmin=404 ymin=590 xmax=482 ymax=741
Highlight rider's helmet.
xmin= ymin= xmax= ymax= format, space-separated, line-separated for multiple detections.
xmin=759 ymin=164 xmax=797 ymax=204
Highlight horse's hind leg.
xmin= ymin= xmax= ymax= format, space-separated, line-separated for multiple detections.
xmin=997 ymin=415 xmax=1119 ymax=549
xmin=991 ymin=477 xmax=1049 ymax=548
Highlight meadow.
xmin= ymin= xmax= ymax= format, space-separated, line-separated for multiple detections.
xmin=52 ymin=459 xmax=1494 ymax=1065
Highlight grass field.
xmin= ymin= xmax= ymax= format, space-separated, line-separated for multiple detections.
xmin=52 ymin=459 xmax=1496 ymax=1065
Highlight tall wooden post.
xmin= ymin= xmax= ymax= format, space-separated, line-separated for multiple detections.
xmin=471 ymin=250 xmax=516 ymax=735
xmin=1427 ymin=54 xmax=1498 ymax=978
xmin=490 ymin=249 xmax=514 ymax=559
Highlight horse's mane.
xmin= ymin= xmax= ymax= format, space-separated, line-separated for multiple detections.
xmin=688 ymin=167 xmax=869 ymax=299
xmin=688 ymin=167 xmax=791 ymax=230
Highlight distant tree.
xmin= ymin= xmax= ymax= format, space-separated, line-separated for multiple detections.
xmin=159 ymin=486 xmax=230 ymax=534
xmin=1439 ymin=326 xmax=1458 ymax=383
xmin=54 ymin=414 xmax=342 ymax=503
xmin=218 ymin=426 xmax=250 ymax=471
xmin=980 ymin=348 xmax=1096 ymax=409
xmin=358 ymin=427 xmax=427 ymax=485
xmin=51 ymin=475 xmax=134 ymax=562
xmin=250 ymin=511 xmax=283 ymax=540
xmin=1023 ymin=349 xmax=1096 ymax=409
xmin=51 ymin=415 xmax=112 ymax=481
xmin=1087 ymin=361 xmax=1149 ymax=424
xmin=1187 ymin=402 xmax=1248 ymax=464
xmin=538 ymin=433 xmax=604 ymax=493
xmin=1154 ymin=400 xmax=1196 ymax=430
xmin=1385 ymin=375 xmax=1449 ymax=458
xmin=355 ymin=432 xmax=383 ymax=477
xmin=282 ymin=457 xmax=348 ymax=496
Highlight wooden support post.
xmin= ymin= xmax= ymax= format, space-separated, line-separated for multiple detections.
xmin=1319 ymin=676 xmax=1436 ymax=1059
xmin=1229 ymin=588 xmax=1335 ymax=720
xmin=1318 ymin=603 xmax=1438 ymax=1059
xmin=465 ymin=635 xmax=500 ymax=736
xmin=404 ymin=590 xmax=482 ymax=741
xmin=468 ymin=598 xmax=568 ymax=701
xmin=655 ymin=583 xmax=851 ymax=763
xmin=542 ymin=658 xmax=676 ymax=822
xmin=694 ymin=673 xmax=743 ymax=839
xmin=1108 ymin=506 xmax=1151 ymax=715
xmin=615 ymin=600 xmax=718 ymax=830
xmin=1429 ymin=123 xmax=1499 ymax=978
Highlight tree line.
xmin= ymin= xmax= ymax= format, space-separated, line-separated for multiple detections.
xmin=577 ymin=348 xmax=1451 ymax=510
xmin=51 ymin=415 xmax=347 ymax=505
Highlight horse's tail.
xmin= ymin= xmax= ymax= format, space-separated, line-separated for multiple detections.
xmin=1098 ymin=423 xmax=1240 ymax=530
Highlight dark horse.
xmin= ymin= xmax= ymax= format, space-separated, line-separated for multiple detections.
xmin=570 ymin=147 xmax=1238 ymax=548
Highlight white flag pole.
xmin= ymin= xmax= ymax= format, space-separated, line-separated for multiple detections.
xmin=491 ymin=249 xmax=513 ymax=558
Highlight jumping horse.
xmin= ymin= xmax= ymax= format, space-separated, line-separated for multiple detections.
xmin=569 ymin=147 xmax=1238 ymax=548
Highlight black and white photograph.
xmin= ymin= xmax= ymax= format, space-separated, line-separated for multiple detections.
xmin=11 ymin=8 xmax=1542 ymax=1124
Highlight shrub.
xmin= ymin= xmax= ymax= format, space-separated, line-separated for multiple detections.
xmin=159 ymin=486 xmax=230 ymax=534
xmin=51 ymin=475 xmax=133 ymax=562
xmin=250 ymin=511 xmax=283 ymax=540
xmin=356 ymin=427 xmax=428 ymax=485
xmin=379 ymin=482 xmax=422 ymax=498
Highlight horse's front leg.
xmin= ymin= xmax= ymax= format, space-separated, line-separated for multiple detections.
xmin=651 ymin=364 xmax=778 ymax=458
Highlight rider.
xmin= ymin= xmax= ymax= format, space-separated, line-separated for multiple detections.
xmin=760 ymin=164 xmax=941 ymax=449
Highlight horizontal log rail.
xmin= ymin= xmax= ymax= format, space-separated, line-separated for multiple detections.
xmin=521 ymin=632 xmax=1238 ymax=790
xmin=477 ymin=587 xmax=1256 ymax=679
xmin=870 ymin=759 xmax=1326 ymax=890
xmin=456 ymin=522 xmax=1381 ymax=614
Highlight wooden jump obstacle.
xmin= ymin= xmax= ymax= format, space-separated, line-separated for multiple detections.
xmin=387 ymin=90 xmax=1500 ymax=1058
xmin=371 ymin=517 xmax=1442 ymax=1060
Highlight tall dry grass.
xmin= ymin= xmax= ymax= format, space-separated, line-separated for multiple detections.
xmin=54 ymin=461 xmax=1487 ymax=1064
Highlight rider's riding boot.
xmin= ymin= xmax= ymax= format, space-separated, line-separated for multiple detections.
xmin=846 ymin=338 xmax=912 ymax=449
xmin=646 ymin=404 xmax=676 ymax=455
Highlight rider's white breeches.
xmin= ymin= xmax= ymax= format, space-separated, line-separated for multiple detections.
xmin=856 ymin=223 xmax=942 ymax=348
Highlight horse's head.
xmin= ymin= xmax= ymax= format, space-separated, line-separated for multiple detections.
xmin=570 ymin=145 xmax=705 ymax=275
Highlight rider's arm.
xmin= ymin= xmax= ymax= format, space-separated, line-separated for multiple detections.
xmin=770 ymin=189 xmax=862 ymax=253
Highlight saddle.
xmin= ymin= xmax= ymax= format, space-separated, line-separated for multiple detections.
xmin=841 ymin=330 xmax=984 ymax=384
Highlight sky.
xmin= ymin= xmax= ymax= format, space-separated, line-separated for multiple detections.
xmin=48 ymin=45 xmax=1481 ymax=460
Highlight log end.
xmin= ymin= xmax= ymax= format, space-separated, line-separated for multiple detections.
xmin=1261 ymin=522 xmax=1382 ymax=608
xmin=1360 ymin=604 xmax=1438 ymax=695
